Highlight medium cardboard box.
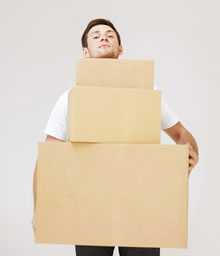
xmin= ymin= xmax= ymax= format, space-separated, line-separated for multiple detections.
xmin=67 ymin=86 xmax=161 ymax=143
xmin=35 ymin=142 xmax=188 ymax=248
xmin=75 ymin=58 xmax=154 ymax=89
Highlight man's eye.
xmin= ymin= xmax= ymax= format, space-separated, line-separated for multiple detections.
xmin=108 ymin=35 xmax=114 ymax=38
xmin=93 ymin=36 xmax=99 ymax=39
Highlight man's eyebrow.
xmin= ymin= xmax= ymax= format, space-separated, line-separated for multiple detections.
xmin=90 ymin=31 xmax=100 ymax=35
xmin=106 ymin=29 xmax=114 ymax=33
xmin=90 ymin=29 xmax=115 ymax=35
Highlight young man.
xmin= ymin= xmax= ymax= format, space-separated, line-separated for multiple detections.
xmin=33 ymin=18 xmax=199 ymax=256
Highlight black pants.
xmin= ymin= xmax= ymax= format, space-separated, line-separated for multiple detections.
xmin=75 ymin=245 xmax=160 ymax=256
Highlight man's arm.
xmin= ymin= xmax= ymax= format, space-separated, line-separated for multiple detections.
xmin=33 ymin=135 xmax=64 ymax=213
xmin=163 ymin=121 xmax=199 ymax=174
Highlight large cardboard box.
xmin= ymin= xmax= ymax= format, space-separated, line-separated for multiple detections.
xmin=67 ymin=86 xmax=161 ymax=143
xmin=35 ymin=142 xmax=188 ymax=248
xmin=75 ymin=58 xmax=154 ymax=89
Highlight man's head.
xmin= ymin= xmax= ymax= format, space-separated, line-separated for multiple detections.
xmin=81 ymin=18 xmax=123 ymax=59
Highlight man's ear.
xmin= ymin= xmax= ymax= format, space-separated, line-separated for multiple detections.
xmin=118 ymin=45 xmax=123 ymax=56
xmin=83 ymin=47 xmax=90 ymax=58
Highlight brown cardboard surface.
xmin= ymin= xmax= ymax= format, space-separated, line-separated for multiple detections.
xmin=35 ymin=142 xmax=188 ymax=248
xmin=75 ymin=58 xmax=154 ymax=89
xmin=67 ymin=86 xmax=161 ymax=143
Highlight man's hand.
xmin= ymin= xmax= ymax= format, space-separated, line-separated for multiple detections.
xmin=164 ymin=122 xmax=199 ymax=176
xmin=186 ymin=142 xmax=199 ymax=175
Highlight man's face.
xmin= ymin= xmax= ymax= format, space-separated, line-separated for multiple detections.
xmin=83 ymin=24 xmax=123 ymax=59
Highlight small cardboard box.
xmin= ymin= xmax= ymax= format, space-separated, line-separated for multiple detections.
xmin=35 ymin=142 xmax=188 ymax=248
xmin=75 ymin=58 xmax=154 ymax=89
xmin=67 ymin=86 xmax=161 ymax=143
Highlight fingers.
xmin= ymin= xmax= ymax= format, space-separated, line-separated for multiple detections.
xmin=185 ymin=142 xmax=198 ymax=175
xmin=189 ymin=148 xmax=198 ymax=162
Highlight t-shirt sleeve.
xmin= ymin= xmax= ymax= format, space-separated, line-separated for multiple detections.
xmin=161 ymin=94 xmax=180 ymax=130
xmin=43 ymin=89 xmax=69 ymax=140
xmin=154 ymin=84 xmax=180 ymax=130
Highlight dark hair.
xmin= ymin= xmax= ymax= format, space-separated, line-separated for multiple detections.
xmin=81 ymin=18 xmax=121 ymax=48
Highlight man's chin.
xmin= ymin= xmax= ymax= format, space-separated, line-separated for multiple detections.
xmin=94 ymin=51 xmax=118 ymax=59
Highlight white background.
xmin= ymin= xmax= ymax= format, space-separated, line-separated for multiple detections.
xmin=1 ymin=0 xmax=219 ymax=255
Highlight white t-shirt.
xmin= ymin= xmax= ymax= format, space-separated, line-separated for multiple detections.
xmin=44 ymin=87 xmax=180 ymax=140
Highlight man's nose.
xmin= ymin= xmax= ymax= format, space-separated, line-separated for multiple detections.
xmin=100 ymin=35 xmax=108 ymax=41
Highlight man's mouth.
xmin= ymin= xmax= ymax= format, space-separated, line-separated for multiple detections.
xmin=99 ymin=44 xmax=110 ymax=48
